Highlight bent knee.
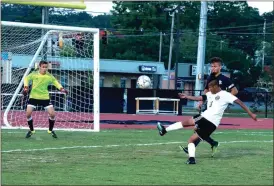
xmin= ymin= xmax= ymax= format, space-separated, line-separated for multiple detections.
xmin=188 ymin=139 xmax=195 ymax=143
xmin=26 ymin=112 xmax=32 ymax=118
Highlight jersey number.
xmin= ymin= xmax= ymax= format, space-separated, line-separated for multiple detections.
xmin=209 ymin=101 xmax=213 ymax=107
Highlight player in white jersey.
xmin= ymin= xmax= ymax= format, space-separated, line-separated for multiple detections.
xmin=156 ymin=79 xmax=257 ymax=164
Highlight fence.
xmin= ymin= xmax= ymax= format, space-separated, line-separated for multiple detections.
xmin=1 ymin=84 xmax=273 ymax=118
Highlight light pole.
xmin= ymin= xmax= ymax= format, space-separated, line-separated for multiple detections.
xmin=166 ymin=11 xmax=175 ymax=89
xmin=262 ymin=19 xmax=266 ymax=72
xmin=159 ymin=31 xmax=163 ymax=62
xmin=194 ymin=1 xmax=208 ymax=98
xmin=174 ymin=9 xmax=181 ymax=90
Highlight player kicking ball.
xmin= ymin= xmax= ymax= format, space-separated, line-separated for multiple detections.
xmin=23 ymin=61 xmax=68 ymax=138
xmin=156 ymin=79 xmax=257 ymax=164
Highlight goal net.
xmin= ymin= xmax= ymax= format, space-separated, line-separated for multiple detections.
xmin=1 ymin=21 xmax=100 ymax=132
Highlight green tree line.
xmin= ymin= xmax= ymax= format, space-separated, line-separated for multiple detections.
xmin=1 ymin=2 xmax=273 ymax=89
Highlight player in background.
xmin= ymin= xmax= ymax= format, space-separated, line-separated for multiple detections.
xmin=23 ymin=61 xmax=68 ymax=138
xmin=182 ymin=57 xmax=239 ymax=157
xmin=156 ymin=79 xmax=257 ymax=164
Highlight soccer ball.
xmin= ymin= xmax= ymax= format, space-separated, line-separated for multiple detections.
xmin=137 ymin=75 xmax=151 ymax=89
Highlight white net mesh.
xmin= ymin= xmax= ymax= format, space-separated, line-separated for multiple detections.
xmin=1 ymin=22 xmax=99 ymax=131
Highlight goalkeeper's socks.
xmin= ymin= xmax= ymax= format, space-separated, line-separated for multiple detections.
xmin=49 ymin=117 xmax=55 ymax=131
xmin=27 ymin=117 xmax=34 ymax=131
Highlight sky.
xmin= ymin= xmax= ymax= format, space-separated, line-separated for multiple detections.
xmin=83 ymin=1 xmax=273 ymax=16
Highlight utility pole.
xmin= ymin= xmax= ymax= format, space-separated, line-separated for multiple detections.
xmin=174 ymin=10 xmax=180 ymax=90
xmin=165 ymin=4 xmax=183 ymax=89
xmin=167 ymin=12 xmax=175 ymax=89
xmin=159 ymin=31 xmax=163 ymax=62
xmin=220 ymin=40 xmax=224 ymax=50
xmin=42 ymin=7 xmax=49 ymax=61
xmin=194 ymin=1 xmax=208 ymax=97
xmin=262 ymin=18 xmax=266 ymax=72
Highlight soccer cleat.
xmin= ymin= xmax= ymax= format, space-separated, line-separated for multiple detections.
xmin=48 ymin=130 xmax=58 ymax=138
xmin=211 ymin=141 xmax=219 ymax=157
xmin=25 ymin=130 xmax=35 ymax=138
xmin=179 ymin=145 xmax=189 ymax=154
xmin=186 ymin=157 xmax=196 ymax=164
xmin=157 ymin=122 xmax=167 ymax=136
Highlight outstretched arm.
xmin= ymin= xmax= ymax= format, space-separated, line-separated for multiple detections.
xmin=234 ymin=99 xmax=257 ymax=121
xmin=23 ymin=73 xmax=34 ymax=87
xmin=52 ymin=76 xmax=68 ymax=94
xmin=197 ymin=89 xmax=209 ymax=108
xmin=22 ymin=73 xmax=33 ymax=96
xmin=52 ymin=77 xmax=63 ymax=90
xmin=178 ymin=93 xmax=204 ymax=101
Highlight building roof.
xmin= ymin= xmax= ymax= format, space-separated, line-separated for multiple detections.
xmin=8 ymin=54 xmax=166 ymax=75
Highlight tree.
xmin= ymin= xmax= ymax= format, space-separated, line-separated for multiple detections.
xmin=2 ymin=2 xmax=271 ymax=90
xmin=1 ymin=4 xmax=42 ymax=23
xmin=2 ymin=4 xmax=112 ymax=29
xmin=107 ymin=1 xmax=203 ymax=66
xmin=207 ymin=1 xmax=263 ymax=58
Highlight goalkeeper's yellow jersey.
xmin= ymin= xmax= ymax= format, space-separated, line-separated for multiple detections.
xmin=24 ymin=71 xmax=63 ymax=100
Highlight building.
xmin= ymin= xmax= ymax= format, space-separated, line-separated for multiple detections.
xmin=1 ymin=53 xmax=166 ymax=89
xmin=1 ymin=53 xmax=231 ymax=92
xmin=161 ymin=63 xmax=231 ymax=93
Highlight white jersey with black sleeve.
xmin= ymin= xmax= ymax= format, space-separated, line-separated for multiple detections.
xmin=201 ymin=90 xmax=237 ymax=127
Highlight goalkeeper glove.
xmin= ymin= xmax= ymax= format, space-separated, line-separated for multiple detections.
xmin=22 ymin=86 xmax=29 ymax=96
xmin=60 ymin=88 xmax=68 ymax=94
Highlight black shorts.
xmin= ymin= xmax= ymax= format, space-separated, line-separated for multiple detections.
xmin=28 ymin=98 xmax=52 ymax=109
xmin=193 ymin=114 xmax=216 ymax=140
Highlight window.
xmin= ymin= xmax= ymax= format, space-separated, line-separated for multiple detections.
xmin=176 ymin=80 xmax=184 ymax=90
xmin=120 ymin=78 xmax=127 ymax=88
xmin=60 ymin=74 xmax=68 ymax=87
xmin=100 ymin=78 xmax=104 ymax=87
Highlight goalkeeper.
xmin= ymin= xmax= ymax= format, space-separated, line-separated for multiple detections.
xmin=23 ymin=61 xmax=68 ymax=138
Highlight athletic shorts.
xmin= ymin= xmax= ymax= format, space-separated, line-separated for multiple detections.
xmin=28 ymin=98 xmax=52 ymax=109
xmin=193 ymin=114 xmax=216 ymax=140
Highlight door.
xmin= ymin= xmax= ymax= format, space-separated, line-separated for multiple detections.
xmin=131 ymin=79 xmax=137 ymax=88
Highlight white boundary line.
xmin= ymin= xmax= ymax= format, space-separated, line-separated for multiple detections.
xmin=2 ymin=130 xmax=273 ymax=134
xmin=2 ymin=140 xmax=273 ymax=153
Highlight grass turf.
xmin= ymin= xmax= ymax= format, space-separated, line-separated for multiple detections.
xmin=1 ymin=129 xmax=273 ymax=185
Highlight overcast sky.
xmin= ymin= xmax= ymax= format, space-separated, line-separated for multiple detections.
xmin=83 ymin=1 xmax=273 ymax=16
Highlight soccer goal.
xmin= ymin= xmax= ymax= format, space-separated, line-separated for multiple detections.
xmin=1 ymin=21 xmax=100 ymax=132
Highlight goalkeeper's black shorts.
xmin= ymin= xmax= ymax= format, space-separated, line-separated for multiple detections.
xmin=27 ymin=98 xmax=52 ymax=109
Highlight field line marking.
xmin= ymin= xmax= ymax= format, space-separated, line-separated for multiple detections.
xmin=1 ymin=140 xmax=273 ymax=153
xmin=3 ymin=130 xmax=273 ymax=134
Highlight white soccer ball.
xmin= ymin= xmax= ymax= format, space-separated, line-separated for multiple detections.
xmin=137 ymin=75 xmax=151 ymax=89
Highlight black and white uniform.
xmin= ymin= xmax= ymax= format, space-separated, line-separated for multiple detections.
xmin=193 ymin=91 xmax=237 ymax=140
xmin=201 ymin=73 xmax=236 ymax=112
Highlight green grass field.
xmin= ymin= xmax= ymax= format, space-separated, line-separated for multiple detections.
xmin=1 ymin=129 xmax=273 ymax=185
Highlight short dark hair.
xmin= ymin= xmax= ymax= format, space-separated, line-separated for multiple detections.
xmin=208 ymin=79 xmax=219 ymax=87
xmin=210 ymin=57 xmax=222 ymax=65
xmin=39 ymin=60 xmax=48 ymax=66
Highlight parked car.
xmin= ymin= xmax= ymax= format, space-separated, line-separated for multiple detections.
xmin=237 ymin=87 xmax=269 ymax=102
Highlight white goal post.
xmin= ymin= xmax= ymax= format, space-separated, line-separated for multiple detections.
xmin=1 ymin=21 xmax=100 ymax=132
